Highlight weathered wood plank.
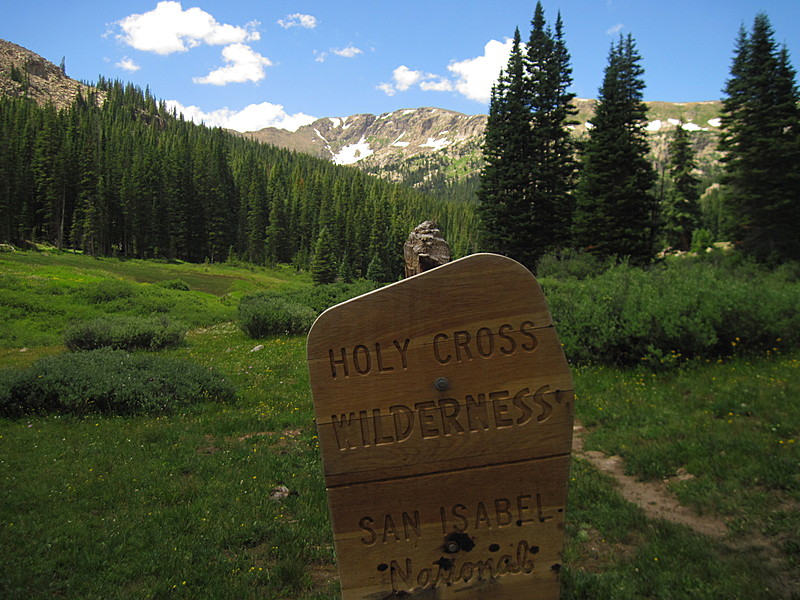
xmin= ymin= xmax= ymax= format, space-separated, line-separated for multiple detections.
xmin=307 ymin=253 xmax=573 ymax=599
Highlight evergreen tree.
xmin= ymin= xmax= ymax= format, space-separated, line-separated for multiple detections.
xmin=572 ymin=34 xmax=657 ymax=264
xmin=337 ymin=248 xmax=358 ymax=283
xmin=526 ymin=7 xmax=578 ymax=255
xmin=477 ymin=2 xmax=577 ymax=270
xmin=662 ymin=121 xmax=701 ymax=251
xmin=718 ymin=13 xmax=800 ymax=261
xmin=365 ymin=252 xmax=392 ymax=283
xmin=310 ymin=227 xmax=338 ymax=285
xmin=477 ymin=27 xmax=531 ymax=263
xmin=0 ymin=78 xmax=478 ymax=266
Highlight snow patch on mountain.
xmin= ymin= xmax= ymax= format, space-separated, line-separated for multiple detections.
xmin=420 ymin=137 xmax=451 ymax=151
xmin=392 ymin=132 xmax=409 ymax=147
xmin=333 ymin=137 xmax=374 ymax=165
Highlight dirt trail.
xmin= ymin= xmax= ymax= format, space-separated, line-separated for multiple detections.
xmin=572 ymin=423 xmax=729 ymax=538
xmin=571 ymin=423 xmax=798 ymax=597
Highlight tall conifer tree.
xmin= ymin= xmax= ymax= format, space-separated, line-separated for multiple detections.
xmin=718 ymin=13 xmax=800 ymax=261
xmin=478 ymin=2 xmax=577 ymax=270
xmin=477 ymin=28 xmax=529 ymax=262
xmin=310 ymin=227 xmax=338 ymax=285
xmin=662 ymin=121 xmax=700 ymax=252
xmin=572 ymin=34 xmax=657 ymax=264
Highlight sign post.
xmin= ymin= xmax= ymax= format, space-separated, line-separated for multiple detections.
xmin=307 ymin=253 xmax=574 ymax=599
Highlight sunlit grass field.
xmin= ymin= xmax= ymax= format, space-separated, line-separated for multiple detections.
xmin=1 ymin=250 xmax=797 ymax=599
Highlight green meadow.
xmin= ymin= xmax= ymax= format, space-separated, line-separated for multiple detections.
xmin=1 ymin=250 xmax=798 ymax=599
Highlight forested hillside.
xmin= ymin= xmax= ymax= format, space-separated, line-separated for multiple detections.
xmin=0 ymin=79 xmax=478 ymax=278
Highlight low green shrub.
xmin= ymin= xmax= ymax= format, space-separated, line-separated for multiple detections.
xmin=64 ymin=315 xmax=186 ymax=351
xmin=238 ymin=280 xmax=381 ymax=338
xmin=0 ymin=349 xmax=236 ymax=417
xmin=535 ymin=248 xmax=615 ymax=280
xmin=238 ymin=296 xmax=317 ymax=337
xmin=156 ymin=278 xmax=191 ymax=291
xmin=78 ymin=279 xmax=137 ymax=303
xmin=542 ymin=258 xmax=800 ymax=366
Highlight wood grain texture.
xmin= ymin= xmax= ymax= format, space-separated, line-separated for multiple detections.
xmin=307 ymin=253 xmax=573 ymax=599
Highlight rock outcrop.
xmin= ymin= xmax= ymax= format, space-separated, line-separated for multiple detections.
xmin=0 ymin=39 xmax=100 ymax=110
xmin=403 ymin=221 xmax=451 ymax=278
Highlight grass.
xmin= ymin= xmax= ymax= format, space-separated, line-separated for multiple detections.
xmin=0 ymin=251 xmax=310 ymax=350
xmin=1 ymin=326 xmax=334 ymax=599
xmin=565 ymin=354 xmax=800 ymax=599
xmin=1 ymin=250 xmax=798 ymax=599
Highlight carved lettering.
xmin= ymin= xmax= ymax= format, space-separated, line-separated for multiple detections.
xmin=359 ymin=512 xmax=422 ymax=546
xmin=430 ymin=322 xmax=541 ymax=364
xmin=359 ymin=516 xmax=376 ymax=545
xmin=533 ymin=385 xmax=553 ymax=423
xmin=329 ymin=322 xmax=544 ymax=374
xmin=439 ymin=494 xmax=550 ymax=532
xmin=331 ymin=412 xmax=359 ymax=450
xmin=490 ymin=391 xmax=513 ymax=427
xmin=433 ymin=333 xmax=450 ymax=364
xmin=498 ymin=323 xmax=517 ymax=355
xmin=390 ymin=405 xmax=414 ymax=442
xmin=520 ymin=321 xmax=538 ymax=352
xmin=466 ymin=393 xmax=490 ymax=431
xmin=327 ymin=339 xmax=410 ymax=378
xmin=476 ymin=327 xmax=495 ymax=357
xmin=372 ymin=408 xmax=394 ymax=445
xmin=439 ymin=398 xmax=465 ymax=435
xmin=387 ymin=540 xmax=538 ymax=593
xmin=328 ymin=347 xmax=348 ymax=378
xmin=331 ymin=385 xmax=558 ymax=451
xmin=353 ymin=345 xmax=371 ymax=374
xmin=454 ymin=330 xmax=473 ymax=361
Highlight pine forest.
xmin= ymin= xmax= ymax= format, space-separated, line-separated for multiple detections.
xmin=1 ymin=8 xmax=798 ymax=274
xmin=0 ymin=78 xmax=478 ymax=281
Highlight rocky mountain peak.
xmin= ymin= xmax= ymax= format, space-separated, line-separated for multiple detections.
xmin=0 ymin=38 xmax=99 ymax=110
xmin=242 ymin=107 xmax=488 ymax=168
xmin=242 ymin=99 xmax=724 ymax=198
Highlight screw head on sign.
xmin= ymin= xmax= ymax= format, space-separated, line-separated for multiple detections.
xmin=434 ymin=377 xmax=449 ymax=391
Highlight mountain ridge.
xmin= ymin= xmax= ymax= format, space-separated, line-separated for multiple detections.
xmin=1 ymin=38 xmax=723 ymax=199
xmin=238 ymin=100 xmax=723 ymax=196
xmin=0 ymin=38 xmax=100 ymax=110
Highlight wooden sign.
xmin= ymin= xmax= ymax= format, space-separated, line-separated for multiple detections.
xmin=307 ymin=253 xmax=574 ymax=599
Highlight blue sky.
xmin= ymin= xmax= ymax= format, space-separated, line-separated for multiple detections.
xmin=2 ymin=1 xmax=798 ymax=132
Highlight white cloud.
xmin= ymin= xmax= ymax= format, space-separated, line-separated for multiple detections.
xmin=116 ymin=1 xmax=259 ymax=55
xmin=332 ymin=46 xmax=363 ymax=58
xmin=277 ymin=13 xmax=317 ymax=29
xmin=393 ymin=65 xmax=426 ymax=91
xmin=420 ymin=79 xmax=454 ymax=92
xmin=606 ymin=23 xmax=624 ymax=36
xmin=165 ymin=100 xmax=316 ymax=132
xmin=447 ymin=38 xmax=514 ymax=103
xmin=193 ymin=43 xmax=272 ymax=85
xmin=116 ymin=57 xmax=141 ymax=72
xmin=376 ymin=82 xmax=396 ymax=96
xmin=378 ymin=39 xmax=513 ymax=104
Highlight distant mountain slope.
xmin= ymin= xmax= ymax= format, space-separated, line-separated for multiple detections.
xmin=242 ymin=100 xmax=724 ymax=199
xmin=0 ymin=38 xmax=724 ymax=203
xmin=0 ymin=39 xmax=99 ymax=109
